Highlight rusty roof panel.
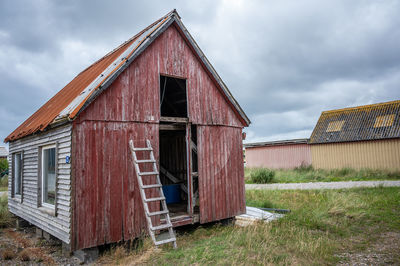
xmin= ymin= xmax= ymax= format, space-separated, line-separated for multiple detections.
xmin=310 ymin=100 xmax=400 ymax=144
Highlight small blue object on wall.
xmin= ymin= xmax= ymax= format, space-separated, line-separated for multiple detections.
xmin=66 ymin=156 xmax=70 ymax=164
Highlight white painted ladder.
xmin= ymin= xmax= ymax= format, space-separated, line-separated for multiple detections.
xmin=129 ymin=139 xmax=177 ymax=249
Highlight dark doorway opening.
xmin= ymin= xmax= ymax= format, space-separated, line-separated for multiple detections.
xmin=160 ymin=75 xmax=187 ymax=118
xmin=159 ymin=129 xmax=188 ymax=218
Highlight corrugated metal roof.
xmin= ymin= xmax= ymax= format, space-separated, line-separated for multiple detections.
xmin=0 ymin=147 xmax=8 ymax=157
xmin=310 ymin=100 xmax=400 ymax=144
xmin=244 ymin=138 xmax=309 ymax=148
xmin=5 ymin=10 xmax=250 ymax=143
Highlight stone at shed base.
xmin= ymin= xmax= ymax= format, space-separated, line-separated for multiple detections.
xmin=36 ymin=227 xmax=44 ymax=238
xmin=62 ymin=242 xmax=72 ymax=256
xmin=43 ymin=230 xmax=52 ymax=240
xmin=74 ymin=247 xmax=99 ymax=263
xmin=16 ymin=217 xmax=31 ymax=230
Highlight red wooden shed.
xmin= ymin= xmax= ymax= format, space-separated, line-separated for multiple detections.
xmin=5 ymin=10 xmax=250 ymax=252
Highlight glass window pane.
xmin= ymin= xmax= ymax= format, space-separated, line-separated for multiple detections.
xmin=14 ymin=153 xmax=22 ymax=195
xmin=43 ymin=148 xmax=56 ymax=205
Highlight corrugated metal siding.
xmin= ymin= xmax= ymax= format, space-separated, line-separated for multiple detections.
xmin=72 ymin=121 xmax=159 ymax=250
xmin=311 ymin=139 xmax=400 ymax=170
xmin=8 ymin=124 xmax=72 ymax=243
xmin=310 ymin=100 xmax=400 ymax=144
xmin=197 ymin=126 xmax=246 ymax=223
xmin=246 ymin=144 xmax=311 ymax=169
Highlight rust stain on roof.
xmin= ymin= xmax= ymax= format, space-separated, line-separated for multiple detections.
xmin=310 ymin=100 xmax=400 ymax=144
xmin=5 ymin=13 xmax=169 ymax=143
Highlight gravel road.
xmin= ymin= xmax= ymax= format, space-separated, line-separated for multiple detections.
xmin=246 ymin=180 xmax=400 ymax=190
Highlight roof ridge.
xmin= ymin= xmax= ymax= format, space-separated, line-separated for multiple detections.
xmin=322 ymin=99 xmax=400 ymax=114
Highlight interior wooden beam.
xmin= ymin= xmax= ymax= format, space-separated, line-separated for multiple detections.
xmin=159 ymin=124 xmax=186 ymax=130
xmin=160 ymin=116 xmax=189 ymax=123
xmin=160 ymin=166 xmax=188 ymax=193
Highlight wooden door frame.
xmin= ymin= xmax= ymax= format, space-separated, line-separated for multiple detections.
xmin=185 ymin=123 xmax=194 ymax=215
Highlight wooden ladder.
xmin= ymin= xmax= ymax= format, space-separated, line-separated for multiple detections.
xmin=129 ymin=139 xmax=177 ymax=249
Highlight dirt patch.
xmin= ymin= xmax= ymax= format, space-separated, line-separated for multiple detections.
xmin=337 ymin=231 xmax=400 ymax=265
xmin=0 ymin=227 xmax=80 ymax=265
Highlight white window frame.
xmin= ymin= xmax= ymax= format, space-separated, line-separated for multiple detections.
xmin=41 ymin=144 xmax=56 ymax=209
xmin=12 ymin=152 xmax=23 ymax=200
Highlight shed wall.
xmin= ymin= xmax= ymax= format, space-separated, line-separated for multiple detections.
xmin=8 ymin=124 xmax=72 ymax=243
xmin=71 ymin=23 xmax=245 ymax=250
xmin=245 ymin=144 xmax=311 ymax=169
xmin=72 ymin=121 xmax=160 ymax=250
xmin=311 ymin=139 xmax=400 ymax=170
xmin=197 ymin=125 xmax=246 ymax=223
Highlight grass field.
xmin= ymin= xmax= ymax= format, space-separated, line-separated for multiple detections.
xmin=0 ymin=194 xmax=12 ymax=228
xmin=245 ymin=166 xmax=400 ymax=184
xmin=99 ymin=187 xmax=400 ymax=265
xmin=0 ymin=175 xmax=7 ymax=191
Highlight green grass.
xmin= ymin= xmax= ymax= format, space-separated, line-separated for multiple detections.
xmin=245 ymin=166 xmax=400 ymax=183
xmin=110 ymin=187 xmax=400 ymax=265
xmin=0 ymin=194 xmax=12 ymax=227
xmin=0 ymin=175 xmax=8 ymax=191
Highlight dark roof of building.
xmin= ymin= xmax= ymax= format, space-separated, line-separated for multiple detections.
xmin=310 ymin=100 xmax=400 ymax=144
xmin=5 ymin=10 xmax=250 ymax=143
xmin=244 ymin=138 xmax=309 ymax=148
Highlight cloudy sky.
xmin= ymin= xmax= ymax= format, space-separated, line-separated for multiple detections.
xmin=1 ymin=0 xmax=400 ymax=148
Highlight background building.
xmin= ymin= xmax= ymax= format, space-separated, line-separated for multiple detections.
xmin=244 ymin=139 xmax=311 ymax=169
xmin=0 ymin=147 xmax=8 ymax=159
xmin=310 ymin=100 xmax=400 ymax=170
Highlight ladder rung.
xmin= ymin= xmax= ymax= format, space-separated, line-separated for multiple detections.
xmin=136 ymin=159 xmax=156 ymax=163
xmin=142 ymin=184 xmax=162 ymax=189
xmin=145 ymin=197 xmax=165 ymax=202
xmin=148 ymin=210 xmax=169 ymax=216
xmin=155 ymin=238 xmax=176 ymax=245
xmin=133 ymin=147 xmax=152 ymax=151
xmin=151 ymin=223 xmax=172 ymax=231
xmin=139 ymin=171 xmax=158 ymax=176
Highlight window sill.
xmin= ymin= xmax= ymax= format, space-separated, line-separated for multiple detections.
xmin=11 ymin=195 xmax=22 ymax=203
xmin=38 ymin=206 xmax=55 ymax=216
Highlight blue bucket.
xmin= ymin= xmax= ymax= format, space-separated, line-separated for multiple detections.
xmin=162 ymin=184 xmax=181 ymax=204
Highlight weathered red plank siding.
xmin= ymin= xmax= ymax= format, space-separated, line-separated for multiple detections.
xmin=71 ymin=22 xmax=246 ymax=250
xmin=197 ymin=126 xmax=246 ymax=223
xmin=246 ymin=144 xmax=311 ymax=169
xmin=72 ymin=121 xmax=159 ymax=250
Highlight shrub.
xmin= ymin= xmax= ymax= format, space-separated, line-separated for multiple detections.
xmin=0 ymin=195 xmax=12 ymax=227
xmin=1 ymin=249 xmax=15 ymax=260
xmin=0 ymin=175 xmax=8 ymax=188
xmin=0 ymin=158 xmax=8 ymax=172
xmin=250 ymin=168 xmax=275 ymax=184
xmin=18 ymin=249 xmax=31 ymax=261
